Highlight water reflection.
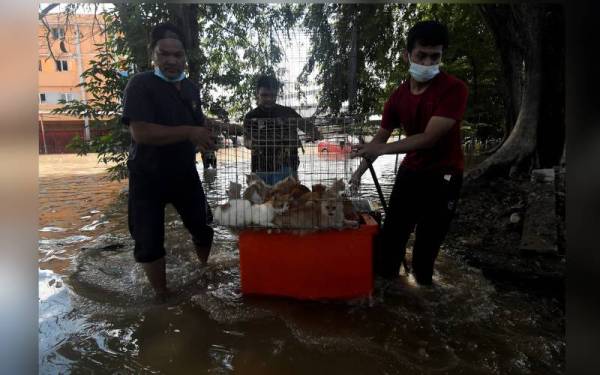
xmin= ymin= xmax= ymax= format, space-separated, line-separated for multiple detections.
xmin=38 ymin=152 xmax=564 ymax=374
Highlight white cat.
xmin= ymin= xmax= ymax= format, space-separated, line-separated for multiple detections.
xmin=213 ymin=199 xmax=252 ymax=227
xmin=250 ymin=201 xmax=276 ymax=227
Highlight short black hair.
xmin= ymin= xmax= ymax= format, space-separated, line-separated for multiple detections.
xmin=255 ymin=74 xmax=279 ymax=92
xmin=149 ymin=22 xmax=187 ymax=51
xmin=406 ymin=20 xmax=448 ymax=52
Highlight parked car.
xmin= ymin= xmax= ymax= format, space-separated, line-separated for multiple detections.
xmin=317 ymin=140 xmax=353 ymax=154
xmin=215 ymin=135 xmax=233 ymax=148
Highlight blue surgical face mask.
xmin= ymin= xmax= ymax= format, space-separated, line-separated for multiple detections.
xmin=154 ymin=67 xmax=186 ymax=82
xmin=408 ymin=55 xmax=440 ymax=83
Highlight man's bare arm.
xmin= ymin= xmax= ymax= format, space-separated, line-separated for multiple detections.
xmin=206 ymin=118 xmax=244 ymax=135
xmin=296 ymin=118 xmax=322 ymax=141
xmin=350 ymin=127 xmax=392 ymax=189
xmin=353 ymin=116 xmax=456 ymax=160
xmin=129 ymin=121 xmax=214 ymax=151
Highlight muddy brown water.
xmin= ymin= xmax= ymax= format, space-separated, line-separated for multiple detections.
xmin=39 ymin=152 xmax=564 ymax=374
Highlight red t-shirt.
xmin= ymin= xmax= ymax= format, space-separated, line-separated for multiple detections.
xmin=381 ymin=71 xmax=468 ymax=174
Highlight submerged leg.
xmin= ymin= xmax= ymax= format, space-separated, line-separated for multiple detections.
xmin=172 ymin=169 xmax=214 ymax=266
xmin=141 ymin=257 xmax=169 ymax=301
xmin=128 ymin=170 xmax=169 ymax=300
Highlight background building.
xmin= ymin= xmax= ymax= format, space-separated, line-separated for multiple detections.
xmin=275 ymin=29 xmax=323 ymax=117
xmin=38 ymin=13 xmax=106 ymax=153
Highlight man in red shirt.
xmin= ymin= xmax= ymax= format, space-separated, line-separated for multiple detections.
xmin=351 ymin=20 xmax=468 ymax=285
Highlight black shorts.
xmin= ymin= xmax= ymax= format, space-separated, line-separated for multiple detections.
xmin=127 ymin=165 xmax=213 ymax=263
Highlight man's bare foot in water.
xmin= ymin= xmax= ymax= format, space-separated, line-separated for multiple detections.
xmin=142 ymin=258 xmax=171 ymax=303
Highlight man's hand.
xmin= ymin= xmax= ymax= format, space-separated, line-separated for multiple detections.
xmin=307 ymin=128 xmax=323 ymax=142
xmin=349 ymin=171 xmax=361 ymax=194
xmin=189 ymin=126 xmax=215 ymax=153
xmin=350 ymin=142 xmax=383 ymax=161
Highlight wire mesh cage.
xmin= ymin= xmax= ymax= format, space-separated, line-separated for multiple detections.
xmin=211 ymin=116 xmax=373 ymax=230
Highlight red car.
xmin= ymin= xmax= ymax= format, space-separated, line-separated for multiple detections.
xmin=317 ymin=140 xmax=353 ymax=154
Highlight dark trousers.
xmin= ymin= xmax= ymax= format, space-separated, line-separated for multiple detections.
xmin=128 ymin=165 xmax=213 ymax=263
xmin=201 ymin=151 xmax=217 ymax=169
xmin=375 ymin=167 xmax=462 ymax=284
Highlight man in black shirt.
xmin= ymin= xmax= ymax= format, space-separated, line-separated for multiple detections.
xmin=122 ymin=23 xmax=215 ymax=301
xmin=243 ymin=75 xmax=321 ymax=185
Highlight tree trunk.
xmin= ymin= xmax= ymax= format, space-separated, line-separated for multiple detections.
xmin=467 ymin=4 xmax=543 ymax=181
xmin=167 ymin=3 xmax=201 ymax=85
xmin=39 ymin=4 xmax=60 ymax=18
xmin=478 ymin=5 xmax=523 ymax=139
xmin=506 ymin=49 xmax=523 ymax=130
xmin=467 ymin=54 xmax=478 ymax=120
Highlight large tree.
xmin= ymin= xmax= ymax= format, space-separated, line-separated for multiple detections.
xmin=468 ymin=3 xmax=565 ymax=179
xmin=300 ymin=3 xmax=407 ymax=116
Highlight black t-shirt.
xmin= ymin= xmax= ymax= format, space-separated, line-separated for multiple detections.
xmin=243 ymin=104 xmax=302 ymax=173
xmin=121 ymin=71 xmax=205 ymax=174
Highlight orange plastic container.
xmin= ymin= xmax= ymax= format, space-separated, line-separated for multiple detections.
xmin=239 ymin=214 xmax=378 ymax=300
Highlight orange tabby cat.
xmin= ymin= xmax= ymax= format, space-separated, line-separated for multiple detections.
xmin=273 ymin=191 xmax=345 ymax=230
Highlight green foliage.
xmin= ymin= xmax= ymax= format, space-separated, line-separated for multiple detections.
xmin=52 ymin=4 xmax=306 ymax=180
xmin=196 ymin=4 xmax=305 ymax=121
xmin=301 ymin=4 xmax=408 ymax=116
xmin=416 ymin=4 xmax=505 ymax=126
xmin=53 ymin=9 xmax=133 ymax=181
xmin=300 ymin=3 xmax=506 ymax=132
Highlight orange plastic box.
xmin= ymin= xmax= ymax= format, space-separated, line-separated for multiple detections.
xmin=239 ymin=214 xmax=378 ymax=300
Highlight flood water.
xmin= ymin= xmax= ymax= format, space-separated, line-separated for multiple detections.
xmin=39 ymin=150 xmax=564 ymax=374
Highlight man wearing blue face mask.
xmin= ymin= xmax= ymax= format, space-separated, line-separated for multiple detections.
xmin=121 ymin=22 xmax=217 ymax=301
xmin=351 ymin=20 xmax=468 ymax=285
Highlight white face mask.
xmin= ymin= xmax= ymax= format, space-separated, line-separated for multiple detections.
xmin=154 ymin=67 xmax=186 ymax=83
xmin=408 ymin=55 xmax=440 ymax=82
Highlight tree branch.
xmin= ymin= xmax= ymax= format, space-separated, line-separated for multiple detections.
xmin=39 ymin=3 xmax=60 ymax=19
